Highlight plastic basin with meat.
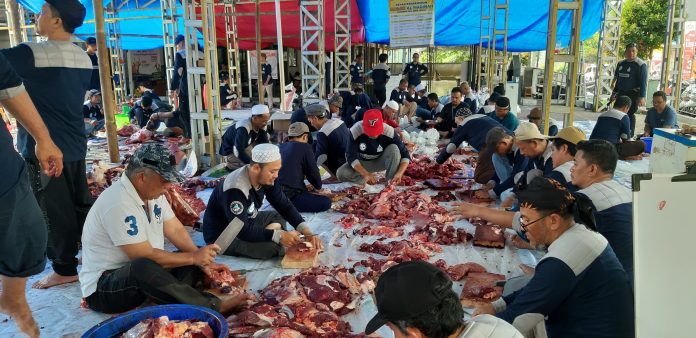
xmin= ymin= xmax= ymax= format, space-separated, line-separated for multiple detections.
xmin=82 ymin=304 xmax=228 ymax=338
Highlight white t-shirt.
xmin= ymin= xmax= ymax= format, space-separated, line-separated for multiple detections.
xmin=459 ymin=315 xmax=524 ymax=338
xmin=79 ymin=175 xmax=175 ymax=297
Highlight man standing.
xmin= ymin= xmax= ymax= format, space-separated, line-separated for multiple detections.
xmin=79 ymin=144 xmax=252 ymax=315
xmin=202 ymin=144 xmax=323 ymax=259
xmin=473 ymin=177 xmax=634 ymax=338
xmin=487 ymin=97 xmax=519 ymax=132
xmin=0 ymin=52 xmax=64 ymax=338
xmin=260 ymin=53 xmax=273 ymax=108
xmin=350 ymin=54 xmax=364 ymax=86
xmin=82 ymin=89 xmax=104 ymax=137
xmin=371 ymin=53 xmax=391 ymax=106
xmin=612 ymin=42 xmax=648 ymax=137
xmin=337 ymin=109 xmax=411 ymax=184
xmin=644 ymin=90 xmax=679 ymax=136
xmin=84 ymin=37 xmax=100 ymax=92
xmin=277 ymin=122 xmax=332 ymax=213
xmin=402 ymin=52 xmax=428 ymax=86
xmin=170 ymin=34 xmax=191 ymax=137
xmin=306 ymin=103 xmax=350 ymax=177
xmin=2 ymin=0 xmax=93 ymax=289
xmin=220 ymin=104 xmax=270 ymax=170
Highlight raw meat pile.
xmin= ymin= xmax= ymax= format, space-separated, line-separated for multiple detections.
xmin=460 ymin=272 xmax=506 ymax=307
xmin=404 ymin=155 xmax=465 ymax=180
xmin=117 ymin=124 xmax=139 ymax=137
xmin=125 ymin=129 xmax=156 ymax=144
xmin=203 ymin=265 xmax=247 ymax=296
xmin=358 ymin=239 xmax=442 ymax=261
xmin=120 ymin=316 xmax=213 ymax=338
xmin=456 ymin=190 xmax=496 ymax=204
xmin=87 ymin=163 xmax=124 ymax=199
xmin=181 ymin=177 xmax=226 ymax=191
xmin=433 ymin=259 xmax=487 ymax=281
xmin=228 ymin=266 xmax=372 ymax=337
xmin=424 ymin=178 xmax=463 ymax=190
xmin=431 ymin=191 xmax=456 ymax=202
xmin=409 ymin=221 xmax=473 ymax=246
xmin=353 ymin=224 xmax=404 ymax=238
xmin=163 ymin=185 xmax=206 ymax=226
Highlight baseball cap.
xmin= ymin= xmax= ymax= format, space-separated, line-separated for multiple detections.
xmin=328 ymin=94 xmax=343 ymax=108
xmin=45 ymin=0 xmax=86 ymax=32
xmin=251 ymin=104 xmax=270 ymax=116
xmin=496 ymin=96 xmax=510 ymax=109
xmin=175 ymin=34 xmax=185 ymax=45
xmin=383 ymin=100 xmax=399 ymax=111
xmin=548 ymin=126 xmax=586 ymax=145
xmin=86 ymin=37 xmax=97 ymax=45
xmin=305 ymin=103 xmax=328 ymax=118
xmin=363 ymin=109 xmax=384 ymax=137
xmin=288 ymin=122 xmax=310 ymax=137
xmin=515 ymin=122 xmax=547 ymax=141
xmin=365 ymin=261 xmax=452 ymax=335
xmin=252 ymin=143 xmax=281 ymax=163
xmin=128 ymin=144 xmax=185 ymax=184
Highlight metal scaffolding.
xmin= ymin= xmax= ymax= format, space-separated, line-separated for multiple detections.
xmin=542 ymin=0 xmax=583 ymax=132
xmin=660 ymin=0 xmax=686 ymax=111
xmin=160 ymin=0 xmax=179 ymax=104
xmin=17 ymin=5 xmax=35 ymax=42
xmin=477 ymin=0 xmax=508 ymax=91
xmin=299 ymin=0 xmax=325 ymax=105
xmin=3 ymin=0 xmax=21 ymax=46
xmin=105 ymin=3 xmax=128 ymax=104
xmin=476 ymin=0 xmax=492 ymax=91
xmin=593 ymin=0 xmax=622 ymax=112
xmin=333 ymin=0 xmax=351 ymax=93
xmin=223 ymin=1 xmax=243 ymax=98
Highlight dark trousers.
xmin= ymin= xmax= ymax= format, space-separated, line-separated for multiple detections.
xmin=27 ymin=159 xmax=92 ymax=276
xmin=85 ymin=258 xmax=220 ymax=314
xmin=283 ymin=187 xmax=332 ymax=213
xmin=179 ymin=94 xmax=192 ymax=138
xmin=374 ymin=87 xmax=387 ymax=106
xmin=223 ymin=211 xmax=285 ymax=260
xmin=619 ymin=90 xmax=640 ymax=137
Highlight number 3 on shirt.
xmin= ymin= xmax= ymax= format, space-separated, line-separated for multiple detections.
xmin=125 ymin=216 xmax=138 ymax=236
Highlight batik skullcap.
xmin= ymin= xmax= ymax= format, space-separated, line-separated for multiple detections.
xmin=251 ymin=143 xmax=281 ymax=163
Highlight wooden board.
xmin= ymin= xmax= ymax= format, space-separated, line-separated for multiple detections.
xmin=424 ymin=178 xmax=463 ymax=190
xmin=281 ymin=243 xmax=320 ymax=269
xmin=460 ymin=272 xmax=506 ymax=307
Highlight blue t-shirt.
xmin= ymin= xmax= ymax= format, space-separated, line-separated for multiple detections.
xmin=487 ymin=111 xmax=519 ymax=132
xmin=436 ymin=114 xmax=505 ymax=164
xmin=644 ymin=105 xmax=678 ymax=135
xmin=261 ymin=63 xmax=273 ymax=84
xmin=0 ymin=52 xmax=27 ymax=196
xmin=278 ymin=141 xmax=322 ymax=191
xmin=2 ymin=41 xmax=92 ymax=161
xmin=590 ymin=109 xmax=631 ymax=144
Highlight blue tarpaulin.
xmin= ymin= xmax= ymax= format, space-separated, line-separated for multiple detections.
xmin=19 ymin=0 xmax=604 ymax=52
xmin=357 ymin=0 xmax=604 ymax=52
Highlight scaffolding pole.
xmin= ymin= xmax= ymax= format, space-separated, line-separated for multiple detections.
xmin=105 ymin=3 xmax=128 ymax=104
xmin=490 ymin=0 xmax=509 ymax=89
xmin=661 ymin=0 xmax=686 ymax=111
xmin=334 ymin=0 xmax=351 ymax=93
xmin=18 ymin=5 xmax=34 ymax=42
xmin=160 ymin=0 xmax=178 ymax=104
xmin=224 ymin=1 xmax=243 ymax=100
xmin=593 ymin=0 xmax=622 ymax=112
xmin=476 ymin=0 xmax=492 ymax=91
xmin=183 ymin=0 xmax=206 ymax=156
xmin=93 ymin=0 xmax=120 ymax=163
xmin=201 ymin=0 xmax=220 ymax=165
xmin=542 ymin=0 xmax=583 ymax=133
xmin=4 ymin=0 xmax=21 ymax=46
xmin=299 ymin=0 xmax=325 ymax=105
xmin=274 ymin=0 xmax=286 ymax=109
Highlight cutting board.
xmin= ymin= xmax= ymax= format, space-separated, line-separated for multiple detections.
xmin=281 ymin=243 xmax=320 ymax=269
xmin=424 ymin=178 xmax=463 ymax=190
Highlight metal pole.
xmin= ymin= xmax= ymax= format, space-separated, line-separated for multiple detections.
xmin=5 ymin=0 xmax=22 ymax=46
xmin=201 ymin=0 xmax=217 ymax=165
xmin=256 ymin=0 xmax=263 ymax=105
xmin=542 ymin=0 xmax=559 ymax=135
xmin=275 ymin=0 xmax=286 ymax=110
xmin=566 ymin=0 xmax=583 ymax=126
xmin=93 ymin=0 xmax=120 ymax=163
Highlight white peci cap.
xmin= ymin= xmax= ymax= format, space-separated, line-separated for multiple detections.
xmin=251 ymin=104 xmax=270 ymax=116
xmin=251 ymin=143 xmax=281 ymax=163
xmin=383 ymin=100 xmax=399 ymax=111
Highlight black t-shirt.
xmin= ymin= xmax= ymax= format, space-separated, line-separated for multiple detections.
xmin=0 ymin=53 xmax=27 ymax=196
xmin=87 ymin=52 xmax=100 ymax=91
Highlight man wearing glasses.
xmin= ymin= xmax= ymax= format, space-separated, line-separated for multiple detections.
xmin=472 ymin=177 xmax=634 ymax=338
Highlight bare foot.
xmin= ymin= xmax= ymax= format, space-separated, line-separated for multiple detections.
xmin=219 ymin=293 xmax=254 ymax=316
xmin=31 ymin=272 xmax=78 ymax=289
xmin=11 ymin=310 xmax=40 ymax=338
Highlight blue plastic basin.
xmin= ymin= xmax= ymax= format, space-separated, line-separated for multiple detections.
xmin=640 ymin=137 xmax=653 ymax=153
xmin=82 ymin=304 xmax=228 ymax=338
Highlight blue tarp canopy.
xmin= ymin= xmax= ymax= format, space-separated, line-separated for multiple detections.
xmin=19 ymin=0 xmax=604 ymax=52
xmin=357 ymin=0 xmax=603 ymax=52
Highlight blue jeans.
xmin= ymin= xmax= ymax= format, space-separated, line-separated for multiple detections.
xmin=415 ymin=107 xmax=433 ymax=120
xmin=290 ymin=191 xmax=331 ymax=213
xmin=492 ymin=153 xmax=512 ymax=182
xmin=84 ymin=119 xmax=105 ymax=136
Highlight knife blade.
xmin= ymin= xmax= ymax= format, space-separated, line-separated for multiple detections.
xmin=214 ymin=217 xmax=245 ymax=254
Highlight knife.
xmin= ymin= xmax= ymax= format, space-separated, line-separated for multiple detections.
xmin=214 ymin=217 xmax=245 ymax=254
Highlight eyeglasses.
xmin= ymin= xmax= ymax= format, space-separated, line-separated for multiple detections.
xmin=520 ymin=212 xmax=553 ymax=231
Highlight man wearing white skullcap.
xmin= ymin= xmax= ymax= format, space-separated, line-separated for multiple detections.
xmin=219 ymin=104 xmax=271 ymax=170
xmin=203 ymin=143 xmax=323 ymax=259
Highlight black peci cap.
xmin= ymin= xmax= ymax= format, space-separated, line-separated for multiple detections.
xmin=45 ymin=0 xmax=86 ymax=32
xmin=365 ymin=261 xmax=452 ymax=335
xmin=517 ymin=177 xmax=576 ymax=214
